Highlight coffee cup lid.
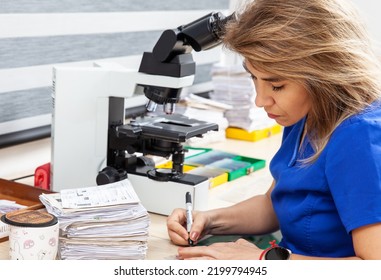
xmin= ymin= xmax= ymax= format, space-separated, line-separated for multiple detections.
xmin=0 ymin=209 xmax=57 ymax=228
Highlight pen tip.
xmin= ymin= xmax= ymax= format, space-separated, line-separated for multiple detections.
xmin=188 ymin=238 xmax=194 ymax=246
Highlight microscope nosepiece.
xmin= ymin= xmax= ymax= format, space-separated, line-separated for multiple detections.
xmin=143 ymin=85 xmax=181 ymax=114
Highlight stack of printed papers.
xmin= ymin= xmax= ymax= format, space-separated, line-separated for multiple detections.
xmin=210 ymin=63 xmax=276 ymax=131
xmin=39 ymin=179 xmax=150 ymax=260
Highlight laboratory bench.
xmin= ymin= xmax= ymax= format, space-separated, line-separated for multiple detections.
xmin=0 ymin=133 xmax=282 ymax=260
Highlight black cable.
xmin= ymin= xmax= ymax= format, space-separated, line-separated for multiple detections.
xmin=10 ymin=174 xmax=34 ymax=182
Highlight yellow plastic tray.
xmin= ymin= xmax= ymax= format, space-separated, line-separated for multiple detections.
xmin=226 ymin=124 xmax=282 ymax=142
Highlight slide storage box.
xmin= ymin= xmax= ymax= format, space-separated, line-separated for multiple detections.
xmin=155 ymin=148 xmax=266 ymax=189
xmin=208 ymin=156 xmax=266 ymax=181
xmin=183 ymin=148 xmax=266 ymax=184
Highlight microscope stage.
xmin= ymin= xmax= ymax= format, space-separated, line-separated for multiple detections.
xmin=119 ymin=114 xmax=218 ymax=143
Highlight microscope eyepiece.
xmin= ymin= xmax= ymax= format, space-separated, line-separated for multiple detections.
xmin=139 ymin=11 xmax=235 ymax=114
xmin=177 ymin=12 xmax=234 ymax=52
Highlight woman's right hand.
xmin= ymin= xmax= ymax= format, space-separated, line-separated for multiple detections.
xmin=166 ymin=208 xmax=211 ymax=246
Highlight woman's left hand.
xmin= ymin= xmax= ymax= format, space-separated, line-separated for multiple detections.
xmin=177 ymin=238 xmax=263 ymax=260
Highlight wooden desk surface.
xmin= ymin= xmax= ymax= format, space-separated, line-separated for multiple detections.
xmin=0 ymin=134 xmax=281 ymax=259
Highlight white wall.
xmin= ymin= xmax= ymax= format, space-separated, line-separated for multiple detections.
xmin=350 ymin=0 xmax=381 ymax=51
xmin=0 ymin=0 xmax=231 ymax=146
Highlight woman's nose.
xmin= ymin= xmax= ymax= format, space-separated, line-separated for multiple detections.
xmin=254 ymin=88 xmax=274 ymax=108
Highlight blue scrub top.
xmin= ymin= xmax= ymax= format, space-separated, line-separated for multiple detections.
xmin=270 ymin=101 xmax=381 ymax=257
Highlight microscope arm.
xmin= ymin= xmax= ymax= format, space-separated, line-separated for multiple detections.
xmin=97 ymin=12 xmax=232 ymax=185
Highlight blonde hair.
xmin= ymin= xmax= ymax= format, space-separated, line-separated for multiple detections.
xmin=223 ymin=0 xmax=381 ymax=162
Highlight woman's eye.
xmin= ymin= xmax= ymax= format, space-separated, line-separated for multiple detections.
xmin=272 ymin=85 xmax=284 ymax=91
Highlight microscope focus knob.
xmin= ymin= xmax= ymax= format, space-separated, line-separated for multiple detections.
xmin=97 ymin=167 xmax=128 ymax=185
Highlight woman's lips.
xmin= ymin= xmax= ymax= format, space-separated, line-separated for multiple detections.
xmin=267 ymin=113 xmax=280 ymax=119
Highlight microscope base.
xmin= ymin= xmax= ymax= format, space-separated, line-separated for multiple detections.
xmin=128 ymin=173 xmax=209 ymax=216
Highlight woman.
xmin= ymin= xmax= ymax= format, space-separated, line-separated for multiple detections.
xmin=167 ymin=0 xmax=381 ymax=259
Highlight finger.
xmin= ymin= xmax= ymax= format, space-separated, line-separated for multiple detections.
xmin=167 ymin=208 xmax=187 ymax=225
xmin=168 ymin=231 xmax=189 ymax=246
xmin=188 ymin=211 xmax=206 ymax=243
xmin=167 ymin=209 xmax=189 ymax=245
xmin=178 ymin=245 xmax=214 ymax=259
xmin=167 ymin=218 xmax=188 ymax=239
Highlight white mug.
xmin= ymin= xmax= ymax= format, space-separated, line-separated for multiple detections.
xmin=1 ymin=209 xmax=59 ymax=260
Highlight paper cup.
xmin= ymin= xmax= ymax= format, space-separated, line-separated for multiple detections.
xmin=1 ymin=209 xmax=59 ymax=260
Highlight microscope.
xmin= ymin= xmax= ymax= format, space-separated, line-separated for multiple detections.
xmin=51 ymin=12 xmax=234 ymax=215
